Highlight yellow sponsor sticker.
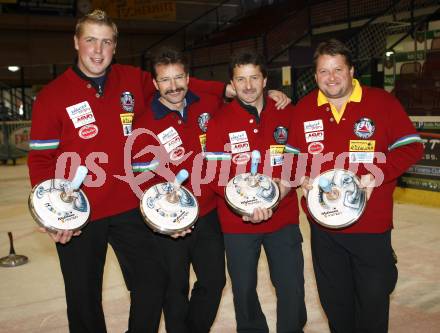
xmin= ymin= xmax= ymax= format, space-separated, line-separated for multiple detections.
xmin=270 ymin=145 xmax=285 ymax=154
xmin=199 ymin=134 xmax=207 ymax=152
xmin=349 ymin=140 xmax=375 ymax=152
xmin=270 ymin=145 xmax=285 ymax=166
xmin=120 ymin=113 xmax=134 ymax=125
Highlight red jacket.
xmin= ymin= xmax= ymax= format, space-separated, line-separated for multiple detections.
xmin=287 ymin=86 xmax=424 ymax=233
xmin=28 ymin=64 xmax=225 ymax=221
xmin=206 ymin=97 xmax=300 ymax=234
xmin=131 ymin=90 xmax=222 ymax=217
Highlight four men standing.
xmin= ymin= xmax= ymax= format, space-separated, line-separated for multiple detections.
xmin=28 ymin=8 xmax=423 ymax=333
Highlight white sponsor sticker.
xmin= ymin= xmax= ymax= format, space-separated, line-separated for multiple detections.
xmin=270 ymin=155 xmax=284 ymax=167
xmin=304 ymin=119 xmax=323 ymax=133
xmin=229 ymin=131 xmax=248 ymax=144
xmin=71 ymin=112 xmax=96 ymax=128
xmin=305 ymin=130 xmax=324 ymax=143
xmin=231 ymin=141 xmax=250 ymax=154
xmin=66 ymin=101 xmax=92 ymax=119
xmin=164 ymin=135 xmax=183 ymax=153
xmin=158 ymin=126 xmax=179 ymax=145
xmin=123 ymin=124 xmax=132 ymax=136
xmin=349 ymin=152 xmax=374 ymax=163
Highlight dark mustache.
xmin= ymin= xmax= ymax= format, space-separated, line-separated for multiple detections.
xmin=165 ymin=88 xmax=185 ymax=94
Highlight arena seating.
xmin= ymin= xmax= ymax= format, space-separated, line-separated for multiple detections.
xmin=393 ymin=37 xmax=440 ymax=116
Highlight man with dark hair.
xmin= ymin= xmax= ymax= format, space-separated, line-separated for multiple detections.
xmin=131 ymin=47 xmax=226 ymax=333
xmin=287 ymin=38 xmax=423 ymax=333
xmin=27 ymin=9 xmax=230 ymax=333
xmin=206 ymin=49 xmax=307 ymax=333
xmin=228 ymin=51 xmax=267 ymax=79
xmin=149 ymin=48 xmax=190 ymax=78
xmin=312 ymin=38 xmax=353 ymax=69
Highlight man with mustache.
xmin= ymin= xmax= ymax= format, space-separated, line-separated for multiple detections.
xmin=27 ymin=9 xmax=248 ymax=333
xmin=205 ymin=49 xmax=307 ymax=333
xmin=130 ymin=47 xmax=292 ymax=333
xmin=131 ymin=48 xmax=225 ymax=333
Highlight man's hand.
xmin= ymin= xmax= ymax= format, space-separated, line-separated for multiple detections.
xmin=225 ymin=83 xmax=236 ymax=98
xmin=273 ymin=178 xmax=291 ymax=201
xmin=268 ymin=90 xmax=291 ymax=109
xmin=224 ymin=85 xmax=291 ymax=110
xmin=38 ymin=227 xmax=81 ymax=244
xmin=359 ymin=173 xmax=376 ymax=200
xmin=300 ymin=176 xmax=313 ymax=197
xmin=170 ymin=227 xmax=193 ymax=239
xmin=242 ymin=207 xmax=273 ymax=224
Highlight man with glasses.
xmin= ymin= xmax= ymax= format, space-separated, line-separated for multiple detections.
xmin=130 ymin=48 xmax=226 ymax=333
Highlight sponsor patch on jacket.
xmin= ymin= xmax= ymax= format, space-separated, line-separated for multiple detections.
xmin=158 ymin=126 xmax=178 ymax=144
xmin=199 ymin=134 xmax=206 ymax=153
xmin=158 ymin=126 xmax=183 ymax=153
xmin=304 ymin=119 xmax=323 ymax=133
xmin=349 ymin=140 xmax=375 ymax=152
xmin=229 ymin=131 xmax=248 ymax=144
xmin=273 ymin=126 xmax=288 ymax=144
xmin=120 ymin=92 xmax=135 ymax=112
xmin=170 ymin=146 xmax=185 ymax=161
xmin=308 ymin=142 xmax=324 ymax=154
xmin=164 ymin=135 xmax=183 ymax=153
xmin=231 ymin=141 xmax=250 ymax=154
xmin=198 ymin=113 xmax=210 ymax=133
xmin=120 ymin=113 xmax=134 ymax=125
xmin=305 ymin=130 xmax=324 ymax=143
xmin=120 ymin=113 xmax=134 ymax=136
xmin=349 ymin=152 xmax=374 ymax=163
xmin=232 ymin=152 xmax=251 ymax=165
xmin=354 ymin=118 xmax=375 ymax=139
xmin=66 ymin=101 xmax=95 ymax=128
xmin=270 ymin=145 xmax=285 ymax=166
xmin=78 ymin=124 xmax=98 ymax=139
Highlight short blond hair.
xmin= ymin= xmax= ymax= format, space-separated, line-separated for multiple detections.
xmin=75 ymin=9 xmax=118 ymax=41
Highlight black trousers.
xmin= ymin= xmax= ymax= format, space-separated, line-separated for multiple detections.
xmin=56 ymin=208 xmax=167 ymax=333
xmin=310 ymin=222 xmax=398 ymax=333
xmin=224 ymin=224 xmax=306 ymax=333
xmin=155 ymin=209 xmax=226 ymax=333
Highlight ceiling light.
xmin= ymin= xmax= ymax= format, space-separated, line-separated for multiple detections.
xmin=8 ymin=66 xmax=20 ymax=72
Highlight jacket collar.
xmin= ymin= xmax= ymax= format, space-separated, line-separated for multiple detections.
xmin=151 ymin=90 xmax=200 ymax=122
